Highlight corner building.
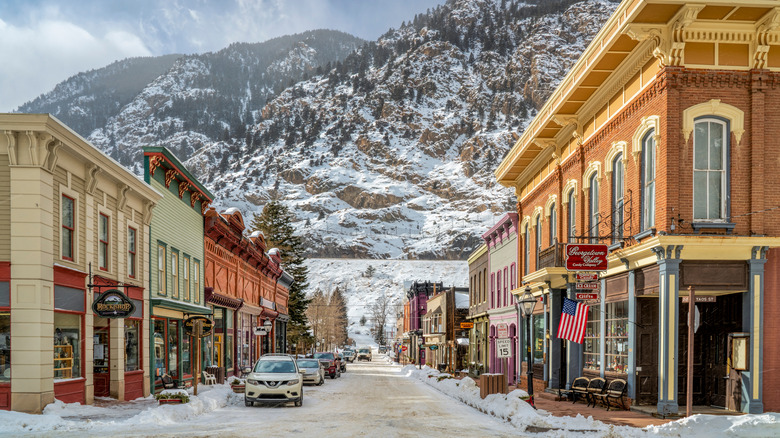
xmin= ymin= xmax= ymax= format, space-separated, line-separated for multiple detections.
xmin=495 ymin=0 xmax=780 ymax=415
xmin=0 ymin=114 xmax=161 ymax=412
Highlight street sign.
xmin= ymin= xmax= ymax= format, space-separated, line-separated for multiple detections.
xmin=496 ymin=323 xmax=509 ymax=339
xmin=429 ymin=345 xmax=439 ymax=350
xmin=565 ymin=244 xmax=609 ymax=271
xmin=682 ymin=296 xmax=716 ymax=303
xmin=575 ymin=293 xmax=599 ymax=300
xmin=575 ymin=272 xmax=598 ymax=282
xmin=495 ymin=338 xmax=512 ymax=358
xmin=576 ymin=282 xmax=600 ymax=290
xmin=460 ymin=322 xmax=474 ymax=329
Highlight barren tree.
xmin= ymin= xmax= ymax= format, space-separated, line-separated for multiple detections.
xmin=370 ymin=293 xmax=391 ymax=345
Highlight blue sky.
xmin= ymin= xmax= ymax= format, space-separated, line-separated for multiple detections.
xmin=0 ymin=0 xmax=444 ymax=111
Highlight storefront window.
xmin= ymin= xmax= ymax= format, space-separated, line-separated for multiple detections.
xmin=0 ymin=311 xmax=9 ymax=382
xmin=154 ymin=320 xmax=166 ymax=378
xmin=125 ymin=320 xmax=140 ymax=372
xmin=168 ymin=320 xmax=179 ymax=379
xmin=54 ymin=313 xmax=81 ymax=379
xmin=605 ymin=301 xmax=628 ymax=373
xmin=583 ymin=304 xmax=601 ymax=371
xmin=213 ymin=307 xmax=224 ymax=367
xmin=226 ymin=310 xmax=234 ymax=371
xmin=182 ymin=334 xmax=191 ymax=376
xmin=533 ymin=315 xmax=544 ymax=364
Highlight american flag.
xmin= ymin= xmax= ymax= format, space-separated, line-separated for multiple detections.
xmin=557 ymin=297 xmax=590 ymax=344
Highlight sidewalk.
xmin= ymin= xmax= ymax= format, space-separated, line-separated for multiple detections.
xmin=531 ymin=390 xmax=672 ymax=428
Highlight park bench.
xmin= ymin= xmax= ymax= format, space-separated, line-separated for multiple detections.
xmin=585 ymin=377 xmax=606 ymax=407
xmin=591 ymin=378 xmax=627 ymax=411
xmin=565 ymin=377 xmax=590 ymax=404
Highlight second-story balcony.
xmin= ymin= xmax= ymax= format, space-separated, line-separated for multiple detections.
xmin=537 ymin=242 xmax=566 ymax=270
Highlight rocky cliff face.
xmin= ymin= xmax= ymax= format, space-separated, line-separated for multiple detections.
xmin=19 ymin=0 xmax=618 ymax=260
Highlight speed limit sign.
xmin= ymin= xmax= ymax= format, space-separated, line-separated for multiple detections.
xmin=495 ymin=338 xmax=512 ymax=358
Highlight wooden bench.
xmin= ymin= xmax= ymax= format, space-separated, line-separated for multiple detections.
xmin=591 ymin=378 xmax=627 ymax=411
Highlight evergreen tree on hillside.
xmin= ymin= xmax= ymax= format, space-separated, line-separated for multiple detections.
xmin=250 ymin=200 xmax=311 ymax=347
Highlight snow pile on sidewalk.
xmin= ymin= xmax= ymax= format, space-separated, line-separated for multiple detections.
xmin=400 ymin=365 xmax=780 ymax=437
xmin=0 ymin=383 xmax=235 ymax=435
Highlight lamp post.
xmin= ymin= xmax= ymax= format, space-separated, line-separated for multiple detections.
xmin=519 ymin=287 xmax=536 ymax=408
xmin=263 ymin=319 xmax=273 ymax=353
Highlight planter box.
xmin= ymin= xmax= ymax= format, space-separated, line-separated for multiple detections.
xmin=231 ymin=385 xmax=245 ymax=393
xmin=158 ymin=398 xmax=184 ymax=405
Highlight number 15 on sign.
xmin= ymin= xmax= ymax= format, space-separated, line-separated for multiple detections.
xmin=496 ymin=338 xmax=512 ymax=358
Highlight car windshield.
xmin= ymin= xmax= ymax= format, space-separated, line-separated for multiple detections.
xmin=359 ymin=349 xmax=369 ymax=353
xmin=297 ymin=360 xmax=320 ymax=368
xmin=313 ymin=353 xmax=334 ymax=360
xmin=253 ymin=360 xmax=296 ymax=373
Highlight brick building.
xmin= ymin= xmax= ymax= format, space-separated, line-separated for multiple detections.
xmin=495 ymin=0 xmax=780 ymax=414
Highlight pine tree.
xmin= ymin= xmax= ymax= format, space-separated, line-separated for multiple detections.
xmin=250 ymin=200 xmax=311 ymax=347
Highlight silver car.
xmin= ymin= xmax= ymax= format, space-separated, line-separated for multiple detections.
xmin=245 ymin=355 xmax=304 ymax=407
xmin=296 ymin=358 xmax=325 ymax=386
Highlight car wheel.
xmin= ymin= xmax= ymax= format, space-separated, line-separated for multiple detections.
xmin=244 ymin=397 xmax=253 ymax=407
xmin=318 ymin=376 xmax=324 ymax=385
xmin=295 ymin=394 xmax=303 ymax=407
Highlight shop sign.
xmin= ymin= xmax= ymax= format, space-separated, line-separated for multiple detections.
xmin=496 ymin=323 xmax=509 ymax=339
xmin=565 ymin=244 xmax=608 ymax=271
xmin=402 ymin=346 xmax=408 ymax=351
xmin=495 ymin=338 xmax=512 ymax=358
xmin=92 ymin=289 xmax=135 ymax=319
xmin=575 ymin=293 xmax=599 ymax=300
xmin=681 ymin=296 xmax=716 ymax=303
xmin=460 ymin=322 xmax=474 ymax=329
xmin=575 ymin=272 xmax=598 ymax=282
xmin=429 ymin=345 xmax=439 ymax=350
xmin=184 ymin=316 xmax=214 ymax=337
xmin=576 ymin=282 xmax=599 ymax=290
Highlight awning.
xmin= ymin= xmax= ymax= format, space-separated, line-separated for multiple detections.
xmin=205 ymin=287 xmax=243 ymax=310
xmin=456 ymin=338 xmax=469 ymax=346
xmin=151 ymin=297 xmax=211 ymax=315
xmin=240 ymin=303 xmax=264 ymax=315
xmin=260 ymin=308 xmax=278 ymax=319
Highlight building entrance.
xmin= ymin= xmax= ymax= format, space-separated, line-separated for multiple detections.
xmin=93 ymin=319 xmax=110 ymax=397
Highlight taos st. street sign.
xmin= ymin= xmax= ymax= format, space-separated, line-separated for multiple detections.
xmin=460 ymin=322 xmax=474 ymax=329
xmin=682 ymin=296 xmax=716 ymax=303
xmin=575 ymin=293 xmax=599 ymax=300
xmin=576 ymin=282 xmax=600 ymax=290
xmin=565 ymin=244 xmax=609 ymax=271
xmin=575 ymin=272 xmax=598 ymax=282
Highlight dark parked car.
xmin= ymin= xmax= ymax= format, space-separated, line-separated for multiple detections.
xmin=313 ymin=352 xmax=341 ymax=379
xmin=336 ymin=353 xmax=347 ymax=373
xmin=342 ymin=349 xmax=356 ymax=363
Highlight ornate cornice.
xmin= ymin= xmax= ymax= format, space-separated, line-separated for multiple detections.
xmin=164 ymin=169 xmax=176 ymax=188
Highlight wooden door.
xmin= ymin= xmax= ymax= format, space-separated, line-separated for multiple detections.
xmin=93 ymin=326 xmax=110 ymax=397
xmin=635 ymin=298 xmax=658 ymax=405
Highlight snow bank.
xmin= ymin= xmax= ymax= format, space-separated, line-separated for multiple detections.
xmin=647 ymin=412 xmax=780 ymax=438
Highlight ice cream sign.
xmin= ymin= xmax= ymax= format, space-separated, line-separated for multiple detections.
xmin=565 ymin=244 xmax=609 ymax=271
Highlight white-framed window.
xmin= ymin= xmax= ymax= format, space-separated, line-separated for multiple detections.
xmin=61 ymin=195 xmax=75 ymax=261
xmin=99 ymin=213 xmax=109 ymax=271
xmin=549 ymin=203 xmax=557 ymax=244
xmin=641 ymin=131 xmax=656 ymax=230
xmin=612 ymin=154 xmax=624 ymax=242
xmin=524 ymin=225 xmax=530 ymax=275
xmin=194 ymin=261 xmax=200 ymax=303
xmin=693 ymin=118 xmax=728 ymax=221
xmin=590 ymin=173 xmax=600 ymax=243
xmin=567 ymin=190 xmax=576 ymax=243
xmin=183 ymin=256 xmax=190 ymax=301
xmin=171 ymin=251 xmax=179 ymax=299
xmin=157 ymin=244 xmax=166 ymax=294
xmin=535 ymin=216 xmax=541 ymax=269
xmin=127 ymin=227 xmax=137 ymax=278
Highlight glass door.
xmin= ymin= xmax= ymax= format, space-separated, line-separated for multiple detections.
xmin=93 ymin=319 xmax=110 ymax=397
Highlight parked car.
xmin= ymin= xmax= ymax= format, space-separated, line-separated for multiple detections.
xmin=296 ymin=358 xmax=325 ymax=386
xmin=336 ymin=353 xmax=347 ymax=373
xmin=357 ymin=348 xmax=372 ymax=362
xmin=244 ymin=354 xmax=303 ymax=407
xmin=378 ymin=345 xmax=388 ymax=354
xmin=313 ymin=352 xmax=341 ymax=379
xmin=342 ymin=349 xmax=356 ymax=363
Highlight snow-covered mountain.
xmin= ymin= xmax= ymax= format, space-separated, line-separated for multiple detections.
xmin=19 ymin=0 xmax=618 ymax=260
xmin=305 ymin=258 xmax=468 ymax=343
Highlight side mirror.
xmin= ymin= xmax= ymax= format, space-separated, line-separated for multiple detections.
xmin=243 ymin=367 xmax=252 ymax=374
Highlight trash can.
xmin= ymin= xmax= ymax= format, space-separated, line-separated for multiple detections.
xmin=206 ymin=366 xmax=225 ymax=384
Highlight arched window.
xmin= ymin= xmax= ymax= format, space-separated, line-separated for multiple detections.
xmin=612 ymin=154 xmax=624 ymax=242
xmin=567 ymin=190 xmax=576 ymax=243
xmin=641 ymin=130 xmax=656 ymax=230
xmin=549 ymin=203 xmax=557 ymax=244
xmin=523 ymin=225 xmax=530 ymax=276
xmin=535 ymin=215 xmax=542 ymax=269
xmin=589 ymin=173 xmax=600 ymax=243
xmin=693 ymin=118 xmax=728 ymax=220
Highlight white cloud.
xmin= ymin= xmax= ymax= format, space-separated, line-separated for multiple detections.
xmin=0 ymin=17 xmax=151 ymax=111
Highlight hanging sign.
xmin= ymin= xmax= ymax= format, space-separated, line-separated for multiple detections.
xmin=575 ymin=272 xmax=598 ymax=282
xmin=576 ymin=282 xmax=600 ymax=290
xmin=429 ymin=345 xmax=439 ymax=350
xmin=575 ymin=293 xmax=599 ymax=300
xmin=402 ymin=346 xmax=408 ymax=351
xmin=92 ymin=289 xmax=135 ymax=319
xmin=184 ymin=316 xmax=214 ymax=337
xmin=460 ymin=322 xmax=474 ymax=329
xmin=566 ymin=244 xmax=609 ymax=271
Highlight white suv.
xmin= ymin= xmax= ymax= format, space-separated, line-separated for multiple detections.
xmin=245 ymin=354 xmax=304 ymax=407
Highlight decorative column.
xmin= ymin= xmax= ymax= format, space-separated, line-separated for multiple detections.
xmin=5 ymin=130 xmax=58 ymax=413
xmin=652 ymin=245 xmax=683 ymax=416
xmin=744 ymin=246 xmax=767 ymax=413
xmin=599 ymin=277 xmax=606 ymax=378
xmin=548 ymin=288 xmax=564 ymax=389
xmin=627 ymin=270 xmax=637 ymax=402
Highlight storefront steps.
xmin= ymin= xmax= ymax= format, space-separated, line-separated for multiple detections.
xmin=629 ymin=404 xmax=745 ymax=419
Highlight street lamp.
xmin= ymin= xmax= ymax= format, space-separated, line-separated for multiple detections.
xmin=519 ymin=286 xmax=536 ymax=408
